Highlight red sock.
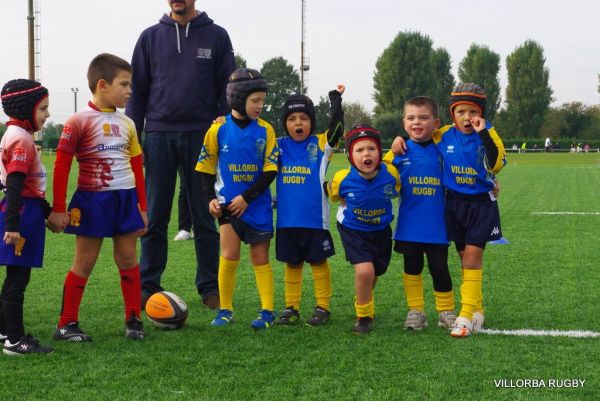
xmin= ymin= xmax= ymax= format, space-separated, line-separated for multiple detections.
xmin=119 ymin=265 xmax=141 ymax=321
xmin=58 ymin=271 xmax=88 ymax=327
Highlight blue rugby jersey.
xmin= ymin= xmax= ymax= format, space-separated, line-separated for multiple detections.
xmin=384 ymin=141 xmax=447 ymax=244
xmin=195 ymin=115 xmax=279 ymax=232
xmin=327 ymin=163 xmax=400 ymax=232
xmin=433 ymin=123 xmax=505 ymax=195
xmin=276 ymin=133 xmax=334 ymax=230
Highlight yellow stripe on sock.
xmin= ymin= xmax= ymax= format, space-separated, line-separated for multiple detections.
xmin=254 ymin=263 xmax=274 ymax=311
xmin=403 ymin=273 xmax=424 ymax=311
xmin=459 ymin=268 xmax=482 ymax=320
xmin=311 ymin=261 xmax=332 ymax=310
xmin=284 ymin=264 xmax=303 ymax=310
xmin=218 ymin=257 xmax=239 ymax=311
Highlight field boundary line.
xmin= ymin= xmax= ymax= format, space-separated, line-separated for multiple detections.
xmin=480 ymin=328 xmax=600 ymax=338
xmin=532 ymin=211 xmax=600 ymax=215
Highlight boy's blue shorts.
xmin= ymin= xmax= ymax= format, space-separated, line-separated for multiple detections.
xmin=337 ymin=223 xmax=392 ymax=276
xmin=0 ymin=198 xmax=46 ymax=268
xmin=64 ymin=189 xmax=144 ymax=238
xmin=445 ymin=190 xmax=502 ymax=245
xmin=275 ymin=227 xmax=335 ymax=265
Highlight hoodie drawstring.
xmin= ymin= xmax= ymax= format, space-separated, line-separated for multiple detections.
xmin=175 ymin=22 xmax=191 ymax=54
xmin=175 ymin=24 xmax=181 ymax=54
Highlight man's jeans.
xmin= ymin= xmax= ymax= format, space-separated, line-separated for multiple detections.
xmin=141 ymin=130 xmax=219 ymax=298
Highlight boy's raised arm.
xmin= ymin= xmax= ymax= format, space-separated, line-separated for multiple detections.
xmin=327 ymin=85 xmax=345 ymax=147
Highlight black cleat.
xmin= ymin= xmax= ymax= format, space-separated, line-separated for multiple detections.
xmin=275 ymin=307 xmax=300 ymax=326
xmin=53 ymin=321 xmax=92 ymax=342
xmin=125 ymin=316 xmax=145 ymax=340
xmin=3 ymin=335 xmax=54 ymax=355
xmin=306 ymin=306 xmax=331 ymax=326
xmin=352 ymin=317 xmax=373 ymax=335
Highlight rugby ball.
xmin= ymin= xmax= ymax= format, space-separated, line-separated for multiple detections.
xmin=145 ymin=291 xmax=188 ymax=329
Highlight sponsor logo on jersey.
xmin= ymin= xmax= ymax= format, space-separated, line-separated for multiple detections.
xmin=197 ymin=48 xmax=212 ymax=59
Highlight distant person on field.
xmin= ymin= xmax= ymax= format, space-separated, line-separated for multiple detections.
xmin=545 ymin=137 xmax=551 ymax=152
xmin=384 ymin=96 xmax=457 ymax=331
xmin=274 ymin=85 xmax=345 ymax=327
xmin=0 ymin=79 xmax=54 ymax=355
xmin=520 ymin=142 xmax=526 ymax=154
xmin=326 ymin=124 xmax=400 ymax=334
xmin=48 ymin=53 xmax=148 ymax=342
xmin=126 ymin=0 xmax=235 ymax=310
xmin=196 ymin=68 xmax=279 ymax=330
xmin=174 ymin=168 xmax=193 ymax=241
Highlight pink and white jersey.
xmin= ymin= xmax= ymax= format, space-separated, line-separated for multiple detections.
xmin=0 ymin=125 xmax=46 ymax=199
xmin=58 ymin=102 xmax=142 ymax=191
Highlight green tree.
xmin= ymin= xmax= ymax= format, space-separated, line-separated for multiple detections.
xmin=458 ymin=44 xmax=501 ymax=120
xmin=314 ymin=96 xmax=329 ymax=134
xmin=430 ymin=48 xmax=455 ymax=124
xmin=504 ymin=40 xmax=553 ymax=137
xmin=557 ymin=102 xmax=594 ymax=138
xmin=42 ymin=123 xmax=63 ymax=149
xmin=344 ymin=101 xmax=373 ymax=128
xmin=260 ymin=57 xmax=301 ymax=129
xmin=373 ymin=111 xmax=403 ymax=145
xmin=234 ymin=53 xmax=247 ymax=69
xmin=0 ymin=123 xmax=6 ymax=138
xmin=373 ymin=31 xmax=454 ymax=124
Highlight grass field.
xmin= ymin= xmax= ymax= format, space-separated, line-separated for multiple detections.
xmin=1 ymin=151 xmax=600 ymax=401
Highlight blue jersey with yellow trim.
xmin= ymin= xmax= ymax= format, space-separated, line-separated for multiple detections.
xmin=195 ymin=115 xmax=279 ymax=232
xmin=276 ymin=133 xmax=333 ymax=230
xmin=385 ymin=141 xmax=447 ymax=244
xmin=433 ymin=124 xmax=505 ymax=195
xmin=328 ymin=163 xmax=400 ymax=232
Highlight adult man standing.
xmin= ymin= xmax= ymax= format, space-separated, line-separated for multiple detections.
xmin=126 ymin=0 xmax=235 ymax=309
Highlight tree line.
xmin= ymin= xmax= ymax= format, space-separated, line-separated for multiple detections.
xmin=3 ymin=31 xmax=599 ymax=148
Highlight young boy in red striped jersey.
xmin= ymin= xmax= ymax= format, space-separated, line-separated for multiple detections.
xmin=47 ymin=53 xmax=148 ymax=342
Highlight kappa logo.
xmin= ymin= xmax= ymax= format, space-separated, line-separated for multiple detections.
xmin=446 ymin=145 xmax=454 ymax=154
xmin=323 ymin=239 xmax=331 ymax=251
xmin=197 ymin=48 xmax=212 ymax=59
xmin=222 ymin=144 xmax=229 ymax=153
xmin=490 ymin=227 xmax=500 ymax=236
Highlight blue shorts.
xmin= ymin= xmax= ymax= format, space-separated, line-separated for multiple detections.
xmin=218 ymin=213 xmax=273 ymax=245
xmin=337 ymin=223 xmax=392 ymax=276
xmin=0 ymin=198 xmax=46 ymax=268
xmin=445 ymin=190 xmax=502 ymax=245
xmin=275 ymin=228 xmax=335 ymax=265
xmin=64 ymin=189 xmax=144 ymax=238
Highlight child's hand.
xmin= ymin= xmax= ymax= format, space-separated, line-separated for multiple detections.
xmin=208 ymin=199 xmax=222 ymax=218
xmin=492 ymin=178 xmax=501 ymax=198
xmin=227 ymin=195 xmax=248 ymax=217
xmin=391 ymin=136 xmax=407 ymax=155
xmin=471 ymin=117 xmax=486 ymax=133
xmin=3 ymin=231 xmax=20 ymax=245
xmin=137 ymin=211 xmax=148 ymax=237
xmin=212 ymin=116 xmax=226 ymax=124
xmin=47 ymin=211 xmax=68 ymax=233
xmin=336 ymin=84 xmax=345 ymax=95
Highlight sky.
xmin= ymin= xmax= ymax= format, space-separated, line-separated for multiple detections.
xmin=1 ymin=0 xmax=599 ymax=124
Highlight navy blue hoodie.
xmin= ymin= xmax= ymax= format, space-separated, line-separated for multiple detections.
xmin=126 ymin=11 xmax=235 ymax=134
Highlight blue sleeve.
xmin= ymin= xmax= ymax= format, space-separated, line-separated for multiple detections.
xmin=216 ymin=31 xmax=235 ymax=117
xmin=126 ymin=32 xmax=151 ymax=136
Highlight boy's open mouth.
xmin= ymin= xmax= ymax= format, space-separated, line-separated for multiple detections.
xmin=295 ymin=128 xmax=303 ymax=134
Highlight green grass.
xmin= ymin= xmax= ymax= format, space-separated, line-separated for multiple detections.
xmin=1 ymin=152 xmax=600 ymax=401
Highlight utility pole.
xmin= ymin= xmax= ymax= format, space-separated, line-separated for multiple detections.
xmin=300 ymin=0 xmax=310 ymax=94
xmin=71 ymin=87 xmax=79 ymax=113
xmin=28 ymin=0 xmax=35 ymax=80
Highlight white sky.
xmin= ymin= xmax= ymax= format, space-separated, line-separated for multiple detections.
xmin=1 ymin=0 xmax=599 ymax=124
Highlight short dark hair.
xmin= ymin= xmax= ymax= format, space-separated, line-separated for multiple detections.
xmin=404 ymin=96 xmax=439 ymax=119
xmin=87 ymin=53 xmax=132 ymax=93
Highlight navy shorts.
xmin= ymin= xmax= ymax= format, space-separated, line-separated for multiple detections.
xmin=275 ymin=228 xmax=335 ymax=265
xmin=445 ymin=190 xmax=502 ymax=245
xmin=0 ymin=198 xmax=46 ymax=268
xmin=64 ymin=189 xmax=144 ymax=238
xmin=218 ymin=211 xmax=273 ymax=245
xmin=337 ymin=223 xmax=392 ymax=276
xmin=394 ymin=240 xmax=449 ymax=255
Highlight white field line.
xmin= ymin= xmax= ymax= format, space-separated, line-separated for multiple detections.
xmin=532 ymin=212 xmax=600 ymax=215
xmin=479 ymin=328 xmax=600 ymax=338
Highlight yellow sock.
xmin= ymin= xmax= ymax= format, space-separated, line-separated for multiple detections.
xmin=284 ymin=264 xmax=303 ymax=310
xmin=254 ymin=263 xmax=274 ymax=311
xmin=434 ymin=290 xmax=455 ymax=312
xmin=218 ymin=257 xmax=239 ymax=311
xmin=403 ymin=273 xmax=424 ymax=311
xmin=311 ymin=261 xmax=332 ymax=310
xmin=459 ymin=268 xmax=482 ymax=320
xmin=355 ymin=298 xmax=375 ymax=318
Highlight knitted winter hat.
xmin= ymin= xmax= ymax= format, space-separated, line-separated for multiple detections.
xmin=448 ymin=82 xmax=487 ymax=118
xmin=226 ymin=68 xmax=268 ymax=118
xmin=344 ymin=123 xmax=382 ymax=169
xmin=1 ymin=79 xmax=48 ymax=131
xmin=281 ymin=94 xmax=316 ymax=136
